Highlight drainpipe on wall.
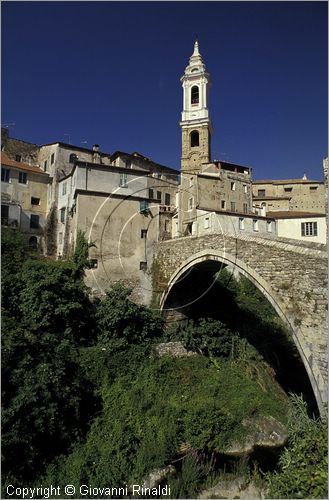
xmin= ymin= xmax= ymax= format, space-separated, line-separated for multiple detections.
xmin=85 ymin=163 xmax=88 ymax=191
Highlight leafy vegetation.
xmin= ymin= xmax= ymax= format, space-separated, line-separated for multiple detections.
xmin=265 ymin=395 xmax=328 ymax=499
xmin=39 ymin=354 xmax=287 ymax=498
xmin=1 ymin=229 xmax=96 ymax=483
xmin=1 ymin=229 xmax=327 ymax=499
xmin=96 ymin=283 xmax=163 ymax=352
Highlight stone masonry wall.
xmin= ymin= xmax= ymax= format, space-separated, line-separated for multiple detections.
xmin=152 ymin=233 xmax=328 ymax=412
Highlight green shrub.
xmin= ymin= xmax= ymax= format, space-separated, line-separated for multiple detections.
xmin=96 ymin=283 xmax=163 ymax=352
xmin=265 ymin=395 xmax=328 ymax=499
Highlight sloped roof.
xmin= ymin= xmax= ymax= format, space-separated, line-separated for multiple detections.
xmin=110 ymin=150 xmax=179 ymax=174
xmin=253 ymin=179 xmax=323 ymax=185
xmin=267 ymin=211 xmax=326 ymax=219
xmin=1 ymin=152 xmax=48 ymax=175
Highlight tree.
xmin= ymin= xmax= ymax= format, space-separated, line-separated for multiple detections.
xmin=71 ymin=229 xmax=95 ymax=276
xmin=96 ymin=283 xmax=163 ymax=352
xmin=1 ymin=228 xmax=26 ymax=315
xmin=1 ymin=237 xmax=97 ymax=484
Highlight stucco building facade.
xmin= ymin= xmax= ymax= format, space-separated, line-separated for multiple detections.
xmin=252 ymin=177 xmax=326 ymax=215
xmin=1 ymin=152 xmax=49 ymax=250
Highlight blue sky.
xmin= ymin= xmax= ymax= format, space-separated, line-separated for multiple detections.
xmin=2 ymin=1 xmax=328 ymax=180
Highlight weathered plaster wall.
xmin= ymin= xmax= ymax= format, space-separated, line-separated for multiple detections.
xmin=75 ymin=193 xmax=157 ymax=303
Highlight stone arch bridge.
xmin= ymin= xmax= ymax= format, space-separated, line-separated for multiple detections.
xmin=151 ymin=232 xmax=328 ymax=414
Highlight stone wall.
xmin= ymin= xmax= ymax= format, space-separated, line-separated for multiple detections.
xmin=1 ymin=128 xmax=39 ymax=165
xmin=152 ymin=232 xmax=328 ymax=413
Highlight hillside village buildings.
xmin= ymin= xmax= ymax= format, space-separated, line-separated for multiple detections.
xmin=1 ymin=39 xmax=327 ymax=296
xmin=1 ymin=151 xmax=49 ymax=250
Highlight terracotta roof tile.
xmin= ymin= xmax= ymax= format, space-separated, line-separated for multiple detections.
xmin=1 ymin=152 xmax=48 ymax=175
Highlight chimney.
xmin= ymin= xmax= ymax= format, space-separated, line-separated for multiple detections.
xmin=92 ymin=144 xmax=100 ymax=163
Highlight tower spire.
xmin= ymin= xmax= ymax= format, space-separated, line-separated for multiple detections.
xmin=193 ymin=35 xmax=199 ymax=56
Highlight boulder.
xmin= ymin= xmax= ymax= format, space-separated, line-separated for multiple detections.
xmin=154 ymin=341 xmax=197 ymax=358
xmin=141 ymin=465 xmax=176 ymax=489
xmin=224 ymin=414 xmax=288 ymax=456
xmin=198 ymin=477 xmax=266 ymax=499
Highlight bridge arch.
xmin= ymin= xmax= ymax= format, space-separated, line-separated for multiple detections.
xmin=160 ymin=248 xmax=324 ymax=414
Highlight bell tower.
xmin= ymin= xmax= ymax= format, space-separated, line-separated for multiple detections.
xmin=176 ymin=38 xmax=212 ymax=236
xmin=180 ymin=38 xmax=212 ymax=172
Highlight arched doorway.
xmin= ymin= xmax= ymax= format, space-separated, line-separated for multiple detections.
xmin=28 ymin=236 xmax=38 ymax=251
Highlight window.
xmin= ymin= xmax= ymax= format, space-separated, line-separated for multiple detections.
xmin=51 ymin=153 xmax=55 ymax=164
xmin=257 ymin=189 xmax=266 ymax=197
xmin=119 ymin=172 xmax=128 ymax=187
xmin=301 ymin=222 xmax=318 ymax=237
xmin=284 ymin=187 xmax=292 ymax=192
xmin=221 ymin=200 xmax=226 ymax=209
xmin=149 ymin=188 xmax=154 ymax=199
xmin=30 ymin=214 xmax=39 ymax=229
xmin=243 ymin=203 xmax=248 ymax=214
xmin=239 ymin=218 xmax=245 ymax=230
xmin=69 ymin=153 xmax=78 ymax=163
xmin=31 ymin=197 xmax=40 ymax=205
xmin=19 ymin=172 xmax=27 ymax=184
xmin=1 ymin=168 xmax=10 ymax=182
xmin=157 ymin=191 xmax=161 ymax=201
xmin=204 ymin=217 xmax=210 ymax=229
xmin=139 ymin=200 xmax=149 ymax=214
xmin=60 ymin=207 xmax=66 ymax=223
xmin=189 ymin=176 xmax=194 ymax=187
xmin=62 ymin=182 xmax=67 ymax=195
xmin=190 ymin=130 xmax=199 ymax=147
xmin=29 ymin=236 xmax=38 ymax=250
xmin=231 ymin=182 xmax=236 ymax=191
xmin=310 ymin=186 xmax=318 ymax=191
xmin=89 ymin=259 xmax=98 ymax=269
xmin=253 ymin=219 xmax=259 ymax=232
xmin=230 ymin=201 xmax=236 ymax=212
xmin=1 ymin=205 xmax=9 ymax=225
xmin=141 ymin=229 xmax=147 ymax=238
xmin=243 ymin=184 xmax=248 ymax=193
xmin=185 ymin=222 xmax=193 ymax=235
xmin=188 ymin=197 xmax=194 ymax=210
xmin=126 ymin=159 xmax=132 ymax=168
xmin=267 ymin=221 xmax=272 ymax=233
xmin=16 ymin=154 xmax=22 ymax=162
xmin=58 ymin=232 xmax=63 ymax=244
xmin=44 ymin=160 xmax=48 ymax=172
xmin=191 ymin=85 xmax=199 ymax=104
xmin=165 ymin=193 xmax=171 ymax=205
xmin=140 ymin=261 xmax=147 ymax=271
